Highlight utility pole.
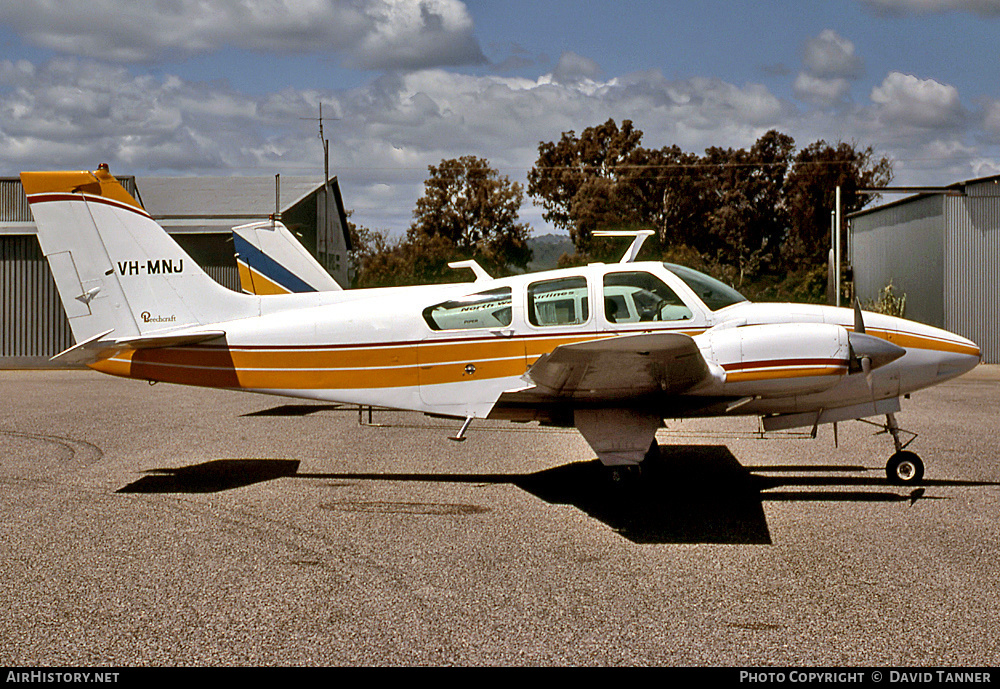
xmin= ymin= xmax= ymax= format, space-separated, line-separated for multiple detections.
xmin=835 ymin=185 xmax=842 ymax=308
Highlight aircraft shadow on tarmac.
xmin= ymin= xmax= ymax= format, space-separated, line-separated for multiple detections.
xmin=243 ymin=404 xmax=344 ymax=417
xmin=117 ymin=459 xmax=301 ymax=494
xmin=115 ymin=446 xmax=998 ymax=544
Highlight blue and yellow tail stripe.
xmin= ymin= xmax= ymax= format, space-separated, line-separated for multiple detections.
xmin=233 ymin=233 xmax=316 ymax=295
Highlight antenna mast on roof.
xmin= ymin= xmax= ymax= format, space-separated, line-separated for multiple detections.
xmin=301 ymin=103 xmax=341 ymax=273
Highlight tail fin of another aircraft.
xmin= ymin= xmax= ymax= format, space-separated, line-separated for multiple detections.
xmin=233 ymin=220 xmax=342 ymax=294
xmin=21 ymin=165 xmax=258 ymax=346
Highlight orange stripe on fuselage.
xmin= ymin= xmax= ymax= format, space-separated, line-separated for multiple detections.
xmin=872 ymin=328 xmax=980 ymax=357
xmin=88 ymin=332 xmax=613 ymax=389
xmin=87 ymin=323 xmax=976 ymax=391
xmin=725 ymin=366 xmax=847 ymax=383
xmin=722 ymin=357 xmax=847 ymax=383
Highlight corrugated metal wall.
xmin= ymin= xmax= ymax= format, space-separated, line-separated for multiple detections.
xmin=204 ymin=265 xmax=239 ymax=292
xmin=944 ymin=182 xmax=1000 ymax=363
xmin=1 ymin=235 xmax=74 ymax=361
xmin=850 ymin=194 xmax=945 ymax=329
xmin=1 ymin=180 xmax=33 ymax=222
xmin=852 ymin=181 xmax=1000 ymax=364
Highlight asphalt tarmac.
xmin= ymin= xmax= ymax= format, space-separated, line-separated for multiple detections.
xmin=1 ymin=367 xmax=998 ymax=666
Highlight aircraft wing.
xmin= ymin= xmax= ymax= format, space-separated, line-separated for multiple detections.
xmin=524 ymin=332 xmax=710 ymax=400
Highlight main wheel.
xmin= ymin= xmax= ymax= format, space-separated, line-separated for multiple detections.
xmin=610 ymin=464 xmax=642 ymax=483
xmin=886 ymin=451 xmax=924 ymax=485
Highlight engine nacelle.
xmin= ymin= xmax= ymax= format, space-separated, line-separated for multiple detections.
xmin=694 ymin=323 xmax=851 ymax=398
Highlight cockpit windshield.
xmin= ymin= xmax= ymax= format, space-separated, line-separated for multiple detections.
xmin=663 ymin=263 xmax=748 ymax=311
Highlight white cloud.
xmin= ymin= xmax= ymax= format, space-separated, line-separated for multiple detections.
xmin=0 ymin=56 xmax=802 ymax=232
xmin=355 ymin=0 xmax=485 ymax=70
xmin=3 ymin=54 xmax=997 ymax=234
xmin=793 ymin=73 xmax=851 ymax=107
xmin=981 ymin=99 xmax=1000 ymax=140
xmin=794 ymin=30 xmax=862 ymax=107
xmin=803 ymin=30 xmax=863 ymax=80
xmin=550 ymin=51 xmax=602 ymax=85
xmin=870 ymin=71 xmax=966 ymax=129
xmin=0 ymin=0 xmax=486 ymax=69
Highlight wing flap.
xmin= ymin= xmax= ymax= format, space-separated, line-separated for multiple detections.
xmin=526 ymin=332 xmax=709 ymax=399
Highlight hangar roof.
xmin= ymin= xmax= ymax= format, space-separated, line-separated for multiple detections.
xmin=850 ymin=173 xmax=1000 ymax=219
xmin=0 ymin=174 xmax=342 ymax=235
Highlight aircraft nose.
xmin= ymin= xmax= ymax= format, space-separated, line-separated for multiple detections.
xmin=935 ymin=333 xmax=981 ymax=380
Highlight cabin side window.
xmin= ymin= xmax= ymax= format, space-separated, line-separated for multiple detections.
xmin=603 ymin=271 xmax=692 ymax=323
xmin=528 ymin=276 xmax=589 ymax=327
xmin=664 ymin=263 xmax=747 ymax=311
xmin=422 ymin=287 xmax=513 ymax=331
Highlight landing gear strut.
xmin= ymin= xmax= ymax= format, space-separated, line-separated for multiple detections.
xmin=884 ymin=413 xmax=924 ymax=485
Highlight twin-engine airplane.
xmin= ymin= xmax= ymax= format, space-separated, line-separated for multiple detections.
xmin=22 ymin=165 xmax=981 ymax=484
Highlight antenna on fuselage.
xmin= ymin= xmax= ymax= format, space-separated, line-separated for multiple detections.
xmin=448 ymin=260 xmax=492 ymax=282
xmin=593 ymin=229 xmax=655 ymax=263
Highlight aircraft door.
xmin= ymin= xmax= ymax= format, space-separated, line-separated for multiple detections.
xmin=417 ymin=286 xmax=527 ymax=416
xmin=522 ymin=274 xmax=598 ymax=367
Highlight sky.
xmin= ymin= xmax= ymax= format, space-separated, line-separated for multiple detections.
xmin=2 ymin=0 xmax=1000 ymax=236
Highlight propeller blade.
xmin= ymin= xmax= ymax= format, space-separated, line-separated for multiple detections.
xmin=854 ymin=297 xmax=866 ymax=334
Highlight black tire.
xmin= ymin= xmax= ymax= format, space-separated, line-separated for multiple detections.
xmin=610 ymin=464 xmax=642 ymax=483
xmin=886 ymin=451 xmax=924 ymax=485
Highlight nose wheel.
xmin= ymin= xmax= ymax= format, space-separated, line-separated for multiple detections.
xmin=886 ymin=450 xmax=924 ymax=485
xmin=882 ymin=413 xmax=924 ymax=485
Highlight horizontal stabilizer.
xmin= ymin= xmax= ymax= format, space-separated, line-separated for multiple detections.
xmin=50 ymin=328 xmax=226 ymax=365
xmin=50 ymin=328 xmax=116 ymax=365
xmin=116 ymin=330 xmax=227 ymax=350
xmin=526 ymin=332 xmax=708 ymax=399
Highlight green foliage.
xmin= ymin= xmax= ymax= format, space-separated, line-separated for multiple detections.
xmin=527 ymin=119 xmax=893 ymax=297
xmin=351 ymin=156 xmax=532 ymax=287
xmin=352 ymin=120 xmax=893 ymax=299
xmin=866 ymin=280 xmax=907 ymax=317
xmin=527 ymin=119 xmax=646 ymax=250
xmin=782 ymin=140 xmax=893 ymax=265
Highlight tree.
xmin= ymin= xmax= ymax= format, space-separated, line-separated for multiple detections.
xmin=783 ymin=141 xmax=893 ymax=264
xmin=696 ymin=130 xmax=796 ymax=284
xmin=348 ymin=156 xmax=534 ymax=287
xmin=527 ymin=118 xmax=646 ymax=252
xmin=528 ymin=120 xmax=893 ymax=295
xmin=408 ymin=156 xmax=532 ymax=278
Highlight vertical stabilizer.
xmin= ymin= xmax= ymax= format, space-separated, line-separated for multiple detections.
xmin=21 ymin=165 xmax=258 ymax=343
xmin=233 ymin=220 xmax=342 ymax=294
